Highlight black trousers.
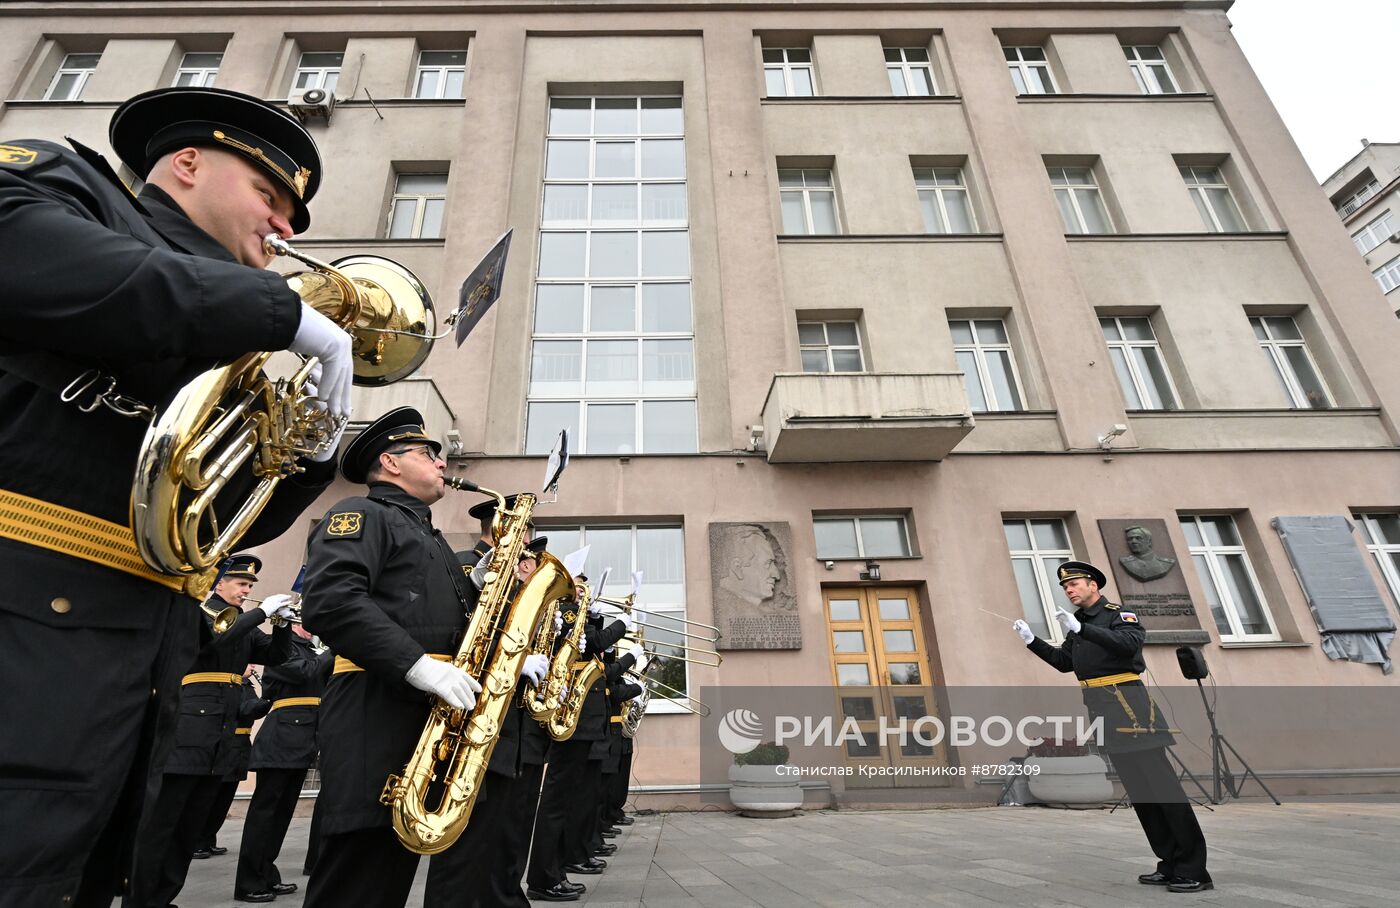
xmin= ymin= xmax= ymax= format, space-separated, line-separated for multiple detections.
xmin=197 ymin=778 xmax=239 ymax=849
xmin=607 ymin=749 xmax=632 ymax=821
xmin=302 ymin=828 xmax=420 ymax=908
xmin=1113 ymin=747 xmax=1211 ymax=883
xmin=423 ymin=762 xmax=544 ymax=908
xmin=127 ymin=773 xmax=223 ymax=907
xmin=526 ymin=739 xmax=592 ymax=889
xmin=0 ymin=599 xmax=194 ymax=908
xmin=235 ymin=767 xmax=309 ymax=895
xmin=303 ymin=792 xmax=323 ymax=876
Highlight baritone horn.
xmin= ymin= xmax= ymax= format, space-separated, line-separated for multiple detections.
xmin=132 ymin=235 xmax=439 ymax=598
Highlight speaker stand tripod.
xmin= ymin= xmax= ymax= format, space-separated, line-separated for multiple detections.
xmin=1195 ymin=678 xmax=1280 ymax=805
xmin=1109 ymin=747 xmax=1214 ymax=813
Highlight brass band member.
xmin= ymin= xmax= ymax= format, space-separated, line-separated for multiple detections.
xmin=197 ymin=672 xmax=272 ymax=862
xmin=0 ymin=86 xmax=345 ymax=906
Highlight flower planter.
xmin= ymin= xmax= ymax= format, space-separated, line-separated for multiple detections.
xmin=1025 ymin=754 xmax=1114 ymax=807
xmin=727 ymin=764 xmax=803 ymax=818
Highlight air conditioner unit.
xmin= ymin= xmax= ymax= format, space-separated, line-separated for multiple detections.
xmin=288 ymin=87 xmax=335 ymax=122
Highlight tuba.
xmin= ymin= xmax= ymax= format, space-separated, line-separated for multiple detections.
xmin=381 ymin=488 xmax=574 ymax=855
xmin=131 ymin=235 xmax=436 ymax=598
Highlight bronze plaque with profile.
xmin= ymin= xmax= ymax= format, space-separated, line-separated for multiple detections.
xmin=1097 ymin=519 xmax=1209 ymax=644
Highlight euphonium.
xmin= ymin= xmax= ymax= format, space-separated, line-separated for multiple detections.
xmin=381 ymin=490 xmax=574 ymax=855
xmin=621 ymin=665 xmax=651 ymax=739
xmin=132 ymin=235 xmax=436 ymax=598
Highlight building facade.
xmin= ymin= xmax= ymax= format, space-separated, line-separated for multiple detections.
xmin=1321 ymin=140 xmax=1400 ymax=313
xmin=5 ymin=0 xmax=1399 ymax=805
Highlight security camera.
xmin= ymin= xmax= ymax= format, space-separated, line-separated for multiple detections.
xmin=1098 ymin=423 xmax=1129 ymax=451
xmin=824 ymin=560 xmax=835 ymax=570
xmin=1107 ymin=424 xmax=1127 ymax=437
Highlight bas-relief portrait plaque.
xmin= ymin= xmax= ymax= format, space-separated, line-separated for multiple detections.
xmin=710 ymin=522 xmax=801 ymax=650
xmin=1098 ymin=519 xmax=1209 ymax=644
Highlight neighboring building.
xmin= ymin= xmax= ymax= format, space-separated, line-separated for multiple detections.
xmin=1321 ymin=140 xmax=1400 ymax=311
xmin=4 ymin=0 xmax=1398 ymax=807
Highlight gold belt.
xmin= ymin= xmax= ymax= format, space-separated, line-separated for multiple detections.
xmin=1080 ymin=672 xmax=1141 ymax=688
xmin=334 ymin=653 xmax=451 ymax=674
xmin=182 ymin=672 xmax=243 ymax=686
xmin=0 ymin=488 xmax=211 ymax=596
xmin=610 ymin=715 xmax=624 ymax=724
xmin=235 ymin=727 xmax=252 ymax=735
xmin=271 ymin=696 xmax=321 ymax=710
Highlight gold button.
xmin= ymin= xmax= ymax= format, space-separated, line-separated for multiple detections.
xmin=50 ymin=597 xmax=72 ymax=614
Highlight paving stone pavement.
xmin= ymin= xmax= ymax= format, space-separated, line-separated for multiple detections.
xmin=180 ymin=799 xmax=1400 ymax=907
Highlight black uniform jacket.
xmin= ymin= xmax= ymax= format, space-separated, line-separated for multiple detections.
xmin=594 ymin=656 xmax=640 ymax=765
xmin=1027 ymin=596 xmax=1174 ymax=753
xmin=251 ymin=635 xmax=335 ymax=770
xmin=0 ymin=139 xmax=331 ymax=631
xmin=302 ymin=482 xmax=472 ymax=834
xmin=168 ymin=598 xmax=294 ymax=775
xmin=574 ymin=616 xmax=628 ymax=745
xmin=225 ymin=678 xmax=272 ymax=781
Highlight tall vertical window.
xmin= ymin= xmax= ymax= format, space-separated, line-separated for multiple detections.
xmin=1335 ymin=178 xmax=1379 ymax=217
xmin=1374 ymin=257 xmax=1400 ymax=294
xmin=1099 ymin=316 xmax=1178 ymax=410
xmin=1123 ymin=45 xmax=1179 ymax=94
xmin=173 ymin=52 xmax=222 ymax=88
xmin=1180 ymin=515 xmax=1278 ymax=642
xmin=1352 ymin=211 xmax=1395 ymax=255
xmin=1356 ymin=513 xmax=1400 ymax=613
xmin=1004 ymin=46 xmax=1055 ymax=95
xmin=885 ymin=47 xmax=936 ymax=96
xmin=779 ymin=169 xmax=839 ymax=235
xmin=294 ymin=52 xmax=343 ymax=93
xmin=414 ymin=50 xmax=467 ymax=99
xmin=763 ymin=48 xmax=816 ymax=97
xmin=913 ymin=167 xmax=975 ymax=233
xmin=798 ymin=321 xmax=864 ymax=373
xmin=1004 ymin=518 xmax=1073 ymax=642
xmin=1048 ymin=166 xmax=1113 ymax=234
xmin=386 ymin=174 xmax=448 ymax=239
xmin=541 ymin=524 xmax=689 ymax=706
xmin=45 ymin=53 xmax=101 ymax=101
xmin=950 ymin=318 xmax=1024 ymax=413
xmin=1180 ymin=165 xmax=1245 ymax=232
xmin=1250 ymin=315 xmax=1331 ymax=409
xmin=529 ymin=97 xmax=696 ymax=456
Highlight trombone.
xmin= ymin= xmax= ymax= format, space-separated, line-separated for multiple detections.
xmin=622 ymin=636 xmax=723 ymax=667
xmin=593 ymin=595 xmax=721 ymax=642
xmin=624 ymin=669 xmax=711 ymax=717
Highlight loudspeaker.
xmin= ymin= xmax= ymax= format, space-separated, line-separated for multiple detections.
xmin=1176 ymin=646 xmax=1209 ymax=680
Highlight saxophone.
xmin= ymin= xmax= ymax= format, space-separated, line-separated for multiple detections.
xmin=381 ymin=489 xmax=574 ymax=854
xmin=542 ymin=580 xmax=605 ymax=741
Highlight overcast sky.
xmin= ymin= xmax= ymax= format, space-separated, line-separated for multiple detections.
xmin=1228 ymin=0 xmax=1400 ymax=182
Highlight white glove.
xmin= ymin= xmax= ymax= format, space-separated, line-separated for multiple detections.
xmin=404 ymin=656 xmax=481 ymax=711
xmin=260 ymin=593 xmax=298 ymax=620
xmin=470 ymin=551 xmax=494 ymax=590
xmin=554 ymin=610 xmax=564 ymax=633
xmin=520 ymin=653 xmax=550 ymax=686
xmin=627 ymin=642 xmax=645 ymax=663
xmin=1012 ymin=619 xmax=1034 ymax=645
xmin=302 ymin=363 xmax=348 ymax=462
xmin=634 ymin=652 xmax=650 ymax=673
xmin=619 ymin=611 xmax=636 ymax=633
xmin=1054 ymin=607 xmax=1081 ymax=635
xmin=289 ymin=303 xmax=353 ymax=420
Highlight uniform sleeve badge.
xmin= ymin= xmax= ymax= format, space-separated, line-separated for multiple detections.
xmin=1120 ymin=612 xmax=1139 ymax=623
xmin=0 ymin=144 xmax=54 ymax=171
xmin=326 ymin=511 xmax=364 ymax=537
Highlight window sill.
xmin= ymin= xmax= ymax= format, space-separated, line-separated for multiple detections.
xmin=1217 ymin=641 xmax=1312 ymax=649
xmin=1016 ymin=91 xmax=1213 ymax=103
xmin=1064 ymin=232 xmax=1288 ymax=242
xmin=282 ymin=237 xmax=447 ymax=247
xmin=778 ymin=233 xmax=1004 ymax=243
xmin=762 ymin=95 xmax=961 ymax=105
xmin=972 ymin=409 xmax=1057 ymax=419
xmin=335 ymin=97 xmax=466 ymax=108
xmin=1129 ymin=407 xmax=1382 ymax=418
xmin=815 ymin=555 xmax=920 ymax=563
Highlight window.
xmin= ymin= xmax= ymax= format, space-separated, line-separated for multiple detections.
xmin=1336 ymin=178 xmax=1380 ymax=217
xmin=1356 ymin=513 xmax=1400 ymax=613
xmin=541 ymin=524 xmax=689 ymax=705
xmin=1004 ymin=46 xmax=1055 ymax=95
xmin=1180 ymin=166 xmax=1245 ymax=233
xmin=1004 ymin=518 xmax=1073 ymax=643
xmin=1353 ymin=211 xmax=1395 ymax=255
xmin=798 ymin=321 xmax=863 ymax=373
xmin=1123 ymin=45 xmax=1178 ymax=94
xmin=528 ymin=97 xmax=696 ymax=456
xmin=885 ymin=47 xmax=936 ymax=96
xmin=779 ymin=169 xmax=839 ymax=235
xmin=913 ymin=166 xmax=976 ymax=234
xmin=1180 ymin=515 xmax=1278 ymax=641
xmin=950 ymin=318 xmax=1023 ymax=412
xmin=1099 ymin=316 xmax=1178 ymax=410
xmin=1374 ymin=256 xmax=1400 ymax=294
xmin=814 ymin=515 xmax=911 ymax=559
xmin=45 ymin=53 xmax=100 ymax=101
xmin=1249 ymin=315 xmax=1331 ymax=409
xmin=294 ymin=52 xmax=343 ymax=93
xmin=173 ymin=52 xmax=222 ymax=88
xmin=763 ymin=48 xmax=816 ymax=97
xmin=386 ymin=173 xmax=448 ymax=239
xmin=1048 ymin=166 xmax=1113 ymax=234
xmin=414 ymin=50 xmax=466 ymax=99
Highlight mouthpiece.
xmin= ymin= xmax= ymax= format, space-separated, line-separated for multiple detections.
xmin=445 ymin=476 xmax=480 ymax=493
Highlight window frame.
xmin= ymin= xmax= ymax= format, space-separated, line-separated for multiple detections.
xmin=1352 ymin=210 xmax=1396 ymax=255
xmin=1356 ymin=513 xmax=1400 ymax=615
xmin=1249 ymin=315 xmax=1332 ymax=409
xmin=778 ymin=168 xmax=841 ymax=236
xmin=386 ymin=173 xmax=449 ymax=239
xmin=763 ymin=47 xmax=817 ymax=97
xmin=1123 ymin=44 xmax=1179 ymax=95
xmin=1047 ymin=166 xmax=1114 ymax=235
xmin=913 ymin=166 xmax=977 ymax=234
xmin=797 ymin=320 xmax=865 ymax=373
xmin=413 ymin=50 xmax=467 ymax=99
xmin=1180 ymin=514 xmax=1280 ymax=643
xmin=1099 ymin=316 xmax=1180 ymax=410
xmin=813 ymin=515 xmax=912 ymax=560
xmin=884 ymin=47 xmax=936 ymax=97
xmin=1180 ymin=165 xmax=1246 ymax=233
xmin=44 ymin=52 xmax=101 ymax=101
xmin=172 ymin=52 xmax=222 ymax=88
xmin=1003 ymin=518 xmax=1073 ymax=644
xmin=1336 ymin=178 xmax=1380 ymax=217
xmin=1374 ymin=256 xmax=1400 ymax=295
xmin=293 ymin=52 xmax=343 ymax=94
xmin=949 ymin=317 xmax=1025 ymax=413
xmin=1004 ymin=46 xmax=1056 ymax=95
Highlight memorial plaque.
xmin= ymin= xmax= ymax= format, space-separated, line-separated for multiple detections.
xmin=710 ymin=522 xmax=801 ymax=650
xmin=1098 ymin=519 xmax=1209 ymax=644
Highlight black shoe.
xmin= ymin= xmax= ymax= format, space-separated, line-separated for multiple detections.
xmin=563 ymin=858 xmax=606 ymax=874
xmin=592 ymin=843 xmax=618 ymax=856
xmin=601 ymin=826 xmax=621 ymax=836
xmin=233 ymin=892 xmax=277 ymax=903
xmin=560 ymin=880 xmax=586 ymax=894
xmin=616 ymin=816 xmax=634 ymax=826
xmin=526 ymin=882 xmax=581 ymax=901
xmin=271 ymin=883 xmax=298 ymax=895
xmin=1139 ymin=871 xmax=1172 ymax=885
xmin=1167 ymin=879 xmax=1214 ymax=893
xmin=191 ymin=848 xmax=213 ymax=860
xmin=208 ymin=844 xmax=229 ymax=856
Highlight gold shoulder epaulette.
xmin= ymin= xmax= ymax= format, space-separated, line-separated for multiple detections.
xmin=1103 ymin=602 xmax=1120 ymax=610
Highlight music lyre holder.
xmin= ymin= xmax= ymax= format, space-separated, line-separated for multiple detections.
xmin=1194 ymin=677 xmax=1280 ymax=806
